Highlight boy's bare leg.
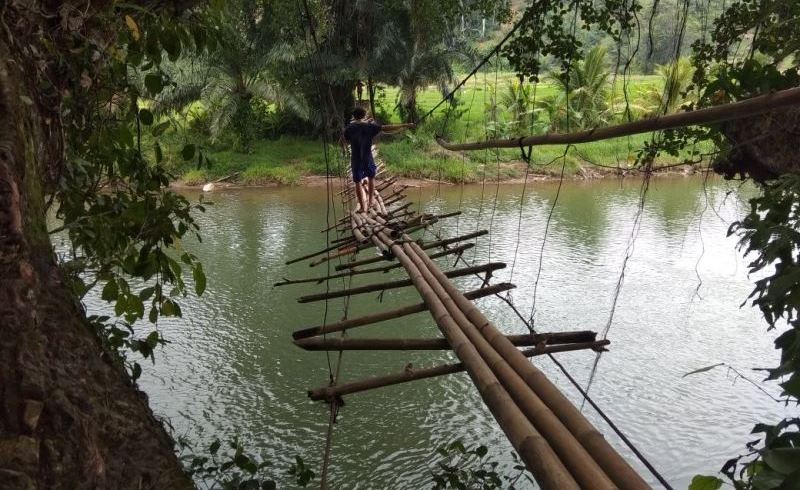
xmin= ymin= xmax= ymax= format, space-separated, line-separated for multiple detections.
xmin=355 ymin=180 xmax=367 ymax=213
xmin=367 ymin=177 xmax=375 ymax=211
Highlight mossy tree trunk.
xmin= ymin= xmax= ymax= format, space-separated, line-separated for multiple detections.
xmin=0 ymin=12 xmax=192 ymax=490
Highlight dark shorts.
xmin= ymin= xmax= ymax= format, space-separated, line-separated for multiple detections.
xmin=352 ymin=161 xmax=377 ymax=183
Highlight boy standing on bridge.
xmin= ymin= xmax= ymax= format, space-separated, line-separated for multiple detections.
xmin=343 ymin=107 xmax=414 ymax=213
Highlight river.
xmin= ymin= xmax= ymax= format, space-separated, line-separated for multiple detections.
xmin=82 ymin=176 xmax=791 ymax=488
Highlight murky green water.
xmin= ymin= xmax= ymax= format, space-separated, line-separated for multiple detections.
xmin=83 ymin=176 xmax=791 ymax=488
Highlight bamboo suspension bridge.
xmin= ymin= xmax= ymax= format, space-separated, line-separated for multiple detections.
xmin=279 ymin=155 xmax=653 ymax=489
xmin=276 ymin=81 xmax=800 ymax=487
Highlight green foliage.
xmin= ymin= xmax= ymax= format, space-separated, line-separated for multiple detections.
xmin=429 ymin=440 xmax=532 ymax=489
xmin=505 ymin=0 xmax=640 ymax=82
xmin=641 ymin=58 xmax=695 ymax=115
xmin=180 ymin=436 xmax=311 ymax=489
xmin=154 ymin=1 xmax=309 ymax=152
xmin=242 ymin=164 xmax=302 ymax=185
xmin=538 ymin=46 xmax=612 ymax=131
xmin=503 ymin=1 xmax=800 ymax=487
xmin=500 ymin=80 xmax=543 ymax=136
xmin=287 ymin=455 xmax=316 ymax=487
xmin=710 ymin=176 xmax=800 ymax=487
xmin=33 ymin=4 xmax=224 ymax=382
xmin=688 ymin=475 xmax=724 ymax=490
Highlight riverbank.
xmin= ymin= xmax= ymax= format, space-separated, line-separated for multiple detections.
xmin=172 ymin=158 xmax=704 ymax=190
xmin=172 ymin=135 xmax=704 ymax=189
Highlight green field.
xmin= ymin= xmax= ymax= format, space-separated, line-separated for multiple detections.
xmin=171 ymin=74 xmax=700 ymax=185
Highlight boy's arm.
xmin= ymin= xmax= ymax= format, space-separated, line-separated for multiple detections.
xmin=380 ymin=123 xmax=416 ymax=133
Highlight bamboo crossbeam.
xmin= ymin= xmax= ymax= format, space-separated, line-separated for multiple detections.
xmin=297 ymin=262 xmax=506 ymax=303
xmin=285 ymin=238 xmax=354 ymax=265
xmin=383 ymin=194 xmax=407 ymax=207
xmin=333 ymin=230 xmax=488 ymax=271
xmin=351 ymin=242 xmax=473 ymax=274
xmin=307 ymin=340 xmax=610 ymax=400
xmin=436 ymin=86 xmax=800 ymax=152
xmin=291 ymin=282 xmax=515 ymax=339
xmin=343 ymin=180 xmax=402 ymax=204
xmin=295 ymin=331 xmax=600 ymax=351
xmin=386 ymin=201 xmax=413 ymax=216
xmin=300 ymin=180 xmax=650 ymax=489
xmin=275 ymin=243 xmax=478 ymax=288
xmin=420 ymin=229 xmax=488 ymax=251
xmin=339 ymin=176 xmax=397 ymax=196
xmin=395 ymin=220 xmax=436 ymax=237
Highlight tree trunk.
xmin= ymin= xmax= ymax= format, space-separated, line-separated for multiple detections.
xmin=367 ymin=77 xmax=377 ymax=119
xmin=0 ymin=36 xmax=191 ymax=490
xmin=327 ymin=81 xmax=355 ymax=133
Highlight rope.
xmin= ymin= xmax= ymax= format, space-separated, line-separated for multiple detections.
xmin=294 ymin=2 xmax=350 ymax=487
xmin=416 ymin=15 xmax=526 ymax=125
xmin=496 ymin=294 xmax=674 ymax=490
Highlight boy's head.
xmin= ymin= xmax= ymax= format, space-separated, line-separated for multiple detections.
xmin=351 ymin=107 xmax=367 ymax=120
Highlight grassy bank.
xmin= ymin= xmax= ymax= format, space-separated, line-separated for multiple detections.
xmin=170 ymin=74 xmax=702 ymax=186
xmin=178 ymin=137 xmax=329 ymax=185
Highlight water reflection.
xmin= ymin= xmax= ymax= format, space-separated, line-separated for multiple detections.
xmin=78 ymin=176 xmax=791 ymax=488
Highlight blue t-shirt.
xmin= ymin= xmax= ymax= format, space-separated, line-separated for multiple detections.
xmin=344 ymin=121 xmax=381 ymax=168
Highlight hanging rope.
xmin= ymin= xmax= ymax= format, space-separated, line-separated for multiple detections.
xmin=294 ymin=2 xmax=353 ymax=487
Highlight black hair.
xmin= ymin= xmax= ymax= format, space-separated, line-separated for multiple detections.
xmin=352 ymin=107 xmax=367 ymax=120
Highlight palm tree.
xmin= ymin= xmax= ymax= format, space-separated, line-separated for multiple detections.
xmin=501 ymin=79 xmax=540 ymax=135
xmin=539 ymin=46 xmax=612 ymax=131
xmin=643 ymin=57 xmax=695 ymax=115
xmin=395 ymin=41 xmax=456 ymax=122
xmin=154 ymin=3 xmax=308 ymax=151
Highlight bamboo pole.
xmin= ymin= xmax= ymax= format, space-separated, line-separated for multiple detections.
xmin=295 ymin=332 xmax=600 ymax=351
xmin=343 ymin=179 xmax=401 ymax=203
xmin=333 ymin=230 xmax=488 ymax=271
xmin=285 ymin=238 xmax=354 ymax=265
xmin=420 ymin=229 xmax=488 ymax=251
xmin=393 ymin=237 xmax=617 ymax=490
xmin=274 ymin=243 xmax=477 ymax=288
xmin=369 ymin=190 xmax=641 ymax=487
xmin=373 ymin=233 xmax=579 ymax=488
xmin=386 ymin=201 xmax=413 ymax=216
xmin=436 ymin=86 xmax=800 ymax=152
xmin=404 ymin=240 xmax=648 ymax=490
xmin=383 ymin=194 xmax=408 ymax=207
xmin=297 ymin=262 xmax=506 ymax=303
xmin=339 ymin=175 xmax=397 ymax=196
xmin=291 ymin=282 xmax=515 ymax=339
xmin=308 ymin=340 xmax=610 ymax=400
